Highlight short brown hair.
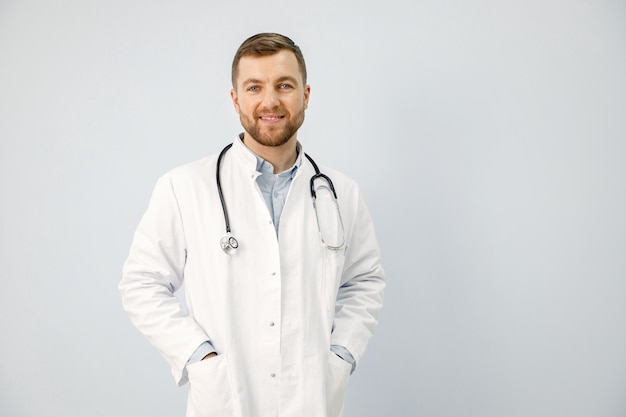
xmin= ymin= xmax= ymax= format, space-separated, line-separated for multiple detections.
xmin=231 ymin=33 xmax=307 ymax=87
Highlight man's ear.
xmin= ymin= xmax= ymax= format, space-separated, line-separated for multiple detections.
xmin=230 ymin=89 xmax=240 ymax=114
xmin=304 ymin=85 xmax=311 ymax=110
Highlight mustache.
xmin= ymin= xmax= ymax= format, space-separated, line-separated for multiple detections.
xmin=254 ymin=106 xmax=289 ymax=118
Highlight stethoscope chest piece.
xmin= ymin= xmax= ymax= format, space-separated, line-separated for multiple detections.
xmin=220 ymin=233 xmax=239 ymax=255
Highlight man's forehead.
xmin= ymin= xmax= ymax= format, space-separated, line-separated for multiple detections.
xmin=236 ymin=51 xmax=302 ymax=81
xmin=238 ymin=50 xmax=298 ymax=68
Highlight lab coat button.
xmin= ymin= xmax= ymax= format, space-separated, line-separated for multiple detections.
xmin=269 ymin=322 xmax=275 ymax=327
xmin=270 ymin=373 xmax=276 ymax=378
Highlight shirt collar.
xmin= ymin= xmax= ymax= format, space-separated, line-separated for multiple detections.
xmin=235 ymin=132 xmax=302 ymax=177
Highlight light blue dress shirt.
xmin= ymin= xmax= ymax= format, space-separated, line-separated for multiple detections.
xmin=188 ymin=142 xmax=356 ymax=373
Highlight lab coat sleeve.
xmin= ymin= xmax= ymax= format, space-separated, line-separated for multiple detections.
xmin=119 ymin=175 xmax=209 ymax=386
xmin=330 ymin=188 xmax=385 ymax=367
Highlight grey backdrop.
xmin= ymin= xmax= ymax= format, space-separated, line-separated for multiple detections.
xmin=1 ymin=0 xmax=625 ymax=416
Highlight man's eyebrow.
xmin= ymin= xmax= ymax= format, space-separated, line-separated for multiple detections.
xmin=241 ymin=76 xmax=300 ymax=86
xmin=242 ymin=78 xmax=262 ymax=86
xmin=276 ymin=76 xmax=299 ymax=85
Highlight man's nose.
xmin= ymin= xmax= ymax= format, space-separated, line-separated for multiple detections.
xmin=261 ymin=88 xmax=280 ymax=108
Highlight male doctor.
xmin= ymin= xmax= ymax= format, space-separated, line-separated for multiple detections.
xmin=119 ymin=33 xmax=385 ymax=417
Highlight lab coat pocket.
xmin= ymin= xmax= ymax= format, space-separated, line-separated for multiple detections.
xmin=186 ymin=354 xmax=239 ymax=417
xmin=326 ymin=351 xmax=351 ymax=417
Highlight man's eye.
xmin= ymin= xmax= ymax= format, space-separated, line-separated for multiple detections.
xmin=279 ymin=83 xmax=293 ymax=89
xmin=247 ymin=86 xmax=259 ymax=92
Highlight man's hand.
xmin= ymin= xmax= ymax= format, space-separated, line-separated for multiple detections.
xmin=201 ymin=352 xmax=217 ymax=360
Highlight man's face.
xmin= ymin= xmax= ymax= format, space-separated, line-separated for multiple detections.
xmin=231 ymin=50 xmax=310 ymax=148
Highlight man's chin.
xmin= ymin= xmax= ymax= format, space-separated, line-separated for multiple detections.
xmin=249 ymin=131 xmax=293 ymax=147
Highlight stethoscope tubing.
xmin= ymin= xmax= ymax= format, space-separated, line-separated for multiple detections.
xmin=216 ymin=143 xmax=234 ymax=234
xmin=305 ymin=153 xmax=337 ymax=200
xmin=216 ymin=142 xmax=340 ymax=254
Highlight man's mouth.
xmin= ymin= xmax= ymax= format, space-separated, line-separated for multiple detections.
xmin=258 ymin=114 xmax=285 ymax=122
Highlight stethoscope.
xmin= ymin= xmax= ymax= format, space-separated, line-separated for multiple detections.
xmin=216 ymin=143 xmax=345 ymax=255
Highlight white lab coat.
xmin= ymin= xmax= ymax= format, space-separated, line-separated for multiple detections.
xmin=120 ymin=138 xmax=385 ymax=417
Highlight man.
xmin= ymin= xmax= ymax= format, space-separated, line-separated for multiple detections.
xmin=119 ymin=33 xmax=385 ymax=417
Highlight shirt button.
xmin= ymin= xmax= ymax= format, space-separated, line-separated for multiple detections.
xmin=270 ymin=373 xmax=276 ymax=378
xmin=271 ymin=272 xmax=277 ymax=276
xmin=269 ymin=322 xmax=275 ymax=327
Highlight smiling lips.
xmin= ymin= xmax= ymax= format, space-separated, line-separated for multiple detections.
xmin=258 ymin=114 xmax=285 ymax=123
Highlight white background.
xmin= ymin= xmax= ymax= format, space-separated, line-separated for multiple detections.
xmin=1 ymin=0 xmax=625 ymax=416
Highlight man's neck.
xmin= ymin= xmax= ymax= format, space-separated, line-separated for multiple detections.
xmin=242 ymin=134 xmax=298 ymax=174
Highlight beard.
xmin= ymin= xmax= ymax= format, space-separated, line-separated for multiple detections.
xmin=239 ymin=105 xmax=305 ymax=147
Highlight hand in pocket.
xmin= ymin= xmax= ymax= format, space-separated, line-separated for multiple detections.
xmin=186 ymin=354 xmax=238 ymax=417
